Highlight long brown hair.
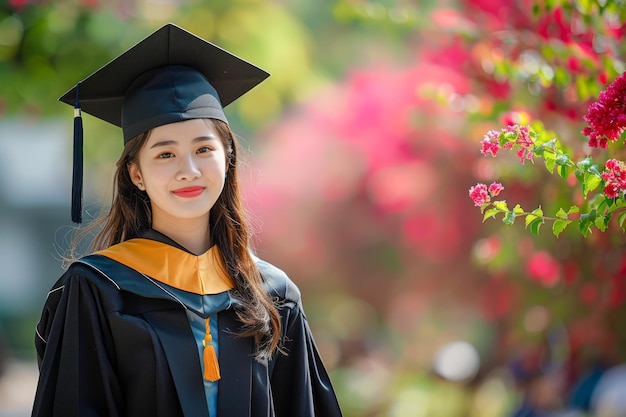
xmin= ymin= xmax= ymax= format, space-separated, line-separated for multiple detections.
xmin=77 ymin=119 xmax=282 ymax=359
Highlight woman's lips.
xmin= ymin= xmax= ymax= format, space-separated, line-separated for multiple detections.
xmin=172 ymin=186 xmax=204 ymax=198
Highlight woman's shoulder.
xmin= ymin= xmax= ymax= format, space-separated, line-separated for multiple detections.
xmin=254 ymin=256 xmax=302 ymax=304
xmin=40 ymin=256 xmax=123 ymax=315
xmin=56 ymin=255 xmax=124 ymax=291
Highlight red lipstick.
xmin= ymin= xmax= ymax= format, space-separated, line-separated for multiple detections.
xmin=172 ymin=186 xmax=204 ymax=198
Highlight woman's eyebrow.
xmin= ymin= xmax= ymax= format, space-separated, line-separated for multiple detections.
xmin=149 ymin=136 xmax=217 ymax=149
xmin=149 ymin=139 xmax=177 ymax=149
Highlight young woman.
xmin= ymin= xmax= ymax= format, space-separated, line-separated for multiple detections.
xmin=31 ymin=24 xmax=343 ymax=417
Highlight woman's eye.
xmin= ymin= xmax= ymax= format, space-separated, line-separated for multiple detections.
xmin=197 ymin=147 xmax=212 ymax=154
xmin=158 ymin=152 xmax=174 ymax=159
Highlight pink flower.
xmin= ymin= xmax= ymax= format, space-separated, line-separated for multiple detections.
xmin=601 ymin=159 xmax=626 ymax=198
xmin=604 ymin=182 xmax=621 ymax=199
xmin=516 ymin=148 xmax=532 ymax=164
xmin=469 ymin=183 xmax=489 ymax=206
xmin=502 ymin=124 xmax=534 ymax=164
xmin=488 ymin=182 xmax=504 ymax=197
xmin=507 ymin=124 xmax=532 ymax=147
xmin=480 ymin=130 xmax=500 ymax=156
xmin=480 ymin=124 xmax=534 ymax=162
xmin=582 ymin=71 xmax=626 ymax=147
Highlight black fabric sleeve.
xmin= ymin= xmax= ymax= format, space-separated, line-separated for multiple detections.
xmin=270 ymin=303 xmax=343 ymax=417
xmin=31 ymin=273 xmax=122 ymax=417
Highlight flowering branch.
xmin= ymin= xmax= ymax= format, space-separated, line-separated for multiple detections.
xmin=469 ymin=72 xmax=626 ymax=237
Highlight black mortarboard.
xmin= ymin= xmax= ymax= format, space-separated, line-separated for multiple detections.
xmin=58 ymin=23 xmax=270 ymax=223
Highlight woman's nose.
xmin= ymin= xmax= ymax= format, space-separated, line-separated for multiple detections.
xmin=176 ymin=154 xmax=201 ymax=180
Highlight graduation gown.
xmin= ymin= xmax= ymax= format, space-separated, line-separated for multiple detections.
xmin=31 ymin=232 xmax=343 ymax=417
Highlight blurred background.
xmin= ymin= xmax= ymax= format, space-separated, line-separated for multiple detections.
xmin=1 ymin=0 xmax=626 ymax=416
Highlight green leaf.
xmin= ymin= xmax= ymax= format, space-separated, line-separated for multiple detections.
xmin=577 ymin=156 xmax=592 ymax=171
xmin=498 ymin=133 xmax=508 ymax=147
xmin=503 ymin=211 xmax=516 ymax=225
xmin=594 ymin=197 xmax=609 ymax=215
xmin=558 ymin=164 xmax=568 ymax=178
xmin=556 ymin=154 xmax=570 ymax=166
xmin=542 ymin=138 xmax=556 ymax=149
xmin=595 ymin=215 xmax=609 ymax=232
xmin=583 ymin=173 xmax=602 ymax=198
xmin=483 ymin=208 xmax=499 ymax=222
xmin=593 ymin=216 xmax=606 ymax=232
xmin=556 ymin=208 xmax=568 ymax=219
xmin=545 ymin=157 xmax=556 ymax=173
xmin=529 ymin=218 xmax=543 ymax=235
xmin=553 ymin=219 xmax=570 ymax=237
xmin=525 ymin=214 xmax=537 ymax=227
xmin=567 ymin=206 xmax=580 ymax=215
xmin=493 ymin=201 xmax=508 ymax=211
xmin=525 ymin=207 xmax=543 ymax=227
xmin=513 ymin=204 xmax=524 ymax=214
xmin=579 ymin=210 xmax=596 ymax=236
xmin=575 ymin=169 xmax=584 ymax=181
xmin=618 ymin=211 xmax=626 ymax=232
xmin=589 ymin=165 xmax=601 ymax=176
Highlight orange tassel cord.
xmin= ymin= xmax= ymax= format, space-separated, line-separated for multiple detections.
xmin=203 ymin=317 xmax=221 ymax=382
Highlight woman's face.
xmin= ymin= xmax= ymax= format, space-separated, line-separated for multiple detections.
xmin=129 ymin=118 xmax=228 ymax=226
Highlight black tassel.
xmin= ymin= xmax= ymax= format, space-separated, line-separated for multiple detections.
xmin=71 ymin=83 xmax=83 ymax=223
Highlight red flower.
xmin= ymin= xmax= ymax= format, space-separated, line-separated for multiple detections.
xmin=582 ymin=71 xmax=626 ymax=147
xmin=504 ymin=124 xmax=534 ymax=164
xmin=469 ymin=183 xmax=490 ymax=206
xmin=601 ymin=159 xmax=626 ymax=198
xmin=488 ymin=182 xmax=504 ymax=197
xmin=507 ymin=124 xmax=532 ymax=147
xmin=480 ymin=130 xmax=500 ymax=156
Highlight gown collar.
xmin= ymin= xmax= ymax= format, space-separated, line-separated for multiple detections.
xmin=95 ymin=229 xmax=235 ymax=295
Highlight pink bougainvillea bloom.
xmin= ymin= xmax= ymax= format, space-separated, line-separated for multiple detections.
xmin=480 ymin=130 xmax=500 ymax=156
xmin=482 ymin=124 xmax=533 ymax=159
xmin=469 ymin=183 xmax=489 ymax=206
xmin=507 ymin=124 xmax=532 ymax=146
xmin=606 ymin=159 xmax=618 ymax=170
xmin=504 ymin=124 xmax=534 ymax=164
xmin=582 ymin=71 xmax=626 ymax=148
xmin=603 ymin=182 xmax=621 ymax=199
xmin=601 ymin=159 xmax=626 ymax=198
xmin=488 ymin=182 xmax=504 ymax=197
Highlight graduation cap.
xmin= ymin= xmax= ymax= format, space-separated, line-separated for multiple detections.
xmin=58 ymin=23 xmax=270 ymax=223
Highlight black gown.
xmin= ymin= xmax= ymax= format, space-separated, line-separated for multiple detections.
xmin=31 ymin=231 xmax=343 ymax=417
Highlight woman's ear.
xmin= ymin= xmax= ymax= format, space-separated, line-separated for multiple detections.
xmin=128 ymin=163 xmax=143 ymax=187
